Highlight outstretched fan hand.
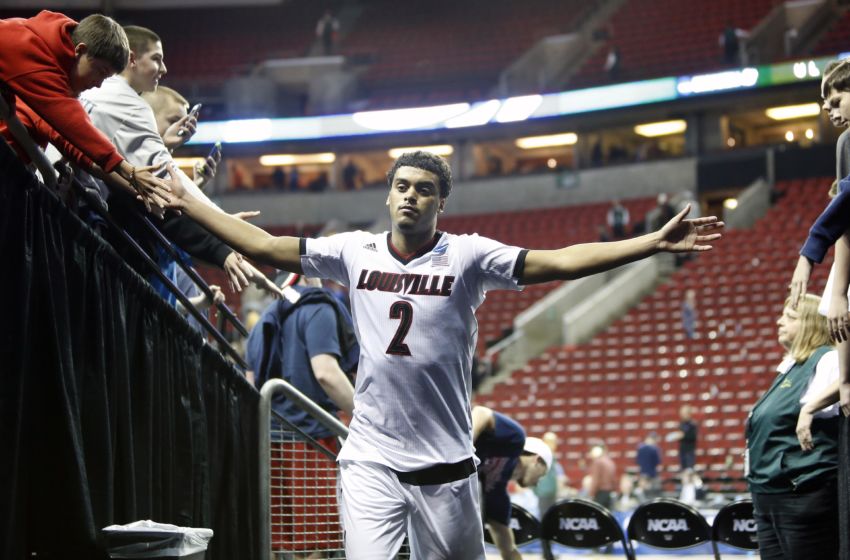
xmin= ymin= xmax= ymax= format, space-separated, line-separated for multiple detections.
xmin=656 ymin=204 xmax=724 ymax=253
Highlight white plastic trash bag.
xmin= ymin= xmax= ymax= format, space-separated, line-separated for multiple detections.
xmin=102 ymin=520 xmax=214 ymax=559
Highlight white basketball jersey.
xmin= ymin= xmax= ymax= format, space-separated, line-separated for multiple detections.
xmin=301 ymin=230 xmax=525 ymax=471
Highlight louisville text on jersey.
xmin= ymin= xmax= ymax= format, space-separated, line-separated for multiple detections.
xmin=356 ymin=269 xmax=455 ymax=296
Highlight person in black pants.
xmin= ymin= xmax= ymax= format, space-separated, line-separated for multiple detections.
xmin=747 ymin=294 xmax=841 ymax=560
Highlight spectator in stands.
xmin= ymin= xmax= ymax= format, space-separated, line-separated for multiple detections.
xmin=0 ymin=11 xmax=171 ymax=211
xmin=288 ymin=165 xmax=300 ymax=191
xmin=667 ymin=404 xmax=698 ymax=470
xmin=615 ymin=473 xmax=640 ymax=511
xmin=676 ymin=190 xmax=700 ymax=218
xmin=651 ymin=192 xmax=676 ymax=231
xmin=790 ymin=58 xmax=850 ymax=418
xmin=636 ymin=431 xmax=661 ymax=498
xmin=271 ymin=166 xmax=286 ymax=190
xmin=783 ymin=25 xmax=799 ymax=58
xmin=315 ymin=9 xmax=340 ymax=55
xmin=603 ymin=45 xmax=620 ymax=81
xmin=342 ymin=158 xmax=361 ymax=191
xmin=681 ymin=288 xmax=697 ymax=339
xmin=231 ymin=161 xmax=249 ymax=190
xmin=146 ymin=86 xmax=258 ymax=331
xmin=308 ymin=171 xmax=329 ymax=192
xmin=141 ymin=86 xmax=220 ymax=190
xmin=590 ymin=138 xmax=604 ymax=167
xmin=246 ymin=273 xmax=358 ymax=555
xmin=747 ymin=293 xmax=840 ymax=559
xmin=487 ymin=155 xmax=504 ymax=176
xmin=472 ymin=405 xmax=552 ymax=560
xmin=533 ymin=431 xmax=568 ymax=517
xmin=587 ymin=442 xmax=617 ymax=509
xmin=77 ymin=28 xmax=279 ymax=302
xmin=719 ymin=23 xmax=749 ymax=66
xmin=606 ymin=198 xmax=629 ymax=238
xmin=678 ymin=468 xmax=704 ymax=506
xmin=608 ymin=143 xmax=628 ymax=164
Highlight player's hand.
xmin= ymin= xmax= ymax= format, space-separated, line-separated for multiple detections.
xmin=163 ymin=113 xmax=198 ymax=149
xmin=223 ymin=252 xmax=250 ymax=292
xmin=231 ymin=210 xmax=261 ymax=221
xmin=193 ymin=149 xmax=221 ymax=189
xmin=840 ymin=382 xmax=850 ymax=417
xmin=789 ymin=256 xmax=812 ymax=309
xmin=131 ymin=164 xmax=173 ymax=214
xmin=162 ymin=163 xmax=189 ymax=212
xmin=238 ymin=259 xmax=284 ymax=298
xmin=796 ymin=405 xmax=815 ymax=451
xmin=655 ymin=204 xmax=724 ymax=253
xmin=827 ymin=294 xmax=850 ymax=342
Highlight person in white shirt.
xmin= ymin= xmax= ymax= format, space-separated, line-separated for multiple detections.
xmin=77 ymin=25 xmax=278 ymax=297
xmin=165 ymin=150 xmax=724 ymax=559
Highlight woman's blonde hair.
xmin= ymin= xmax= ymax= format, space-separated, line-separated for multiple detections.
xmin=787 ymin=293 xmax=831 ymax=362
xmin=829 ymin=179 xmax=839 ymax=198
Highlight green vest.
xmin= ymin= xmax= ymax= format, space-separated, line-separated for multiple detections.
xmin=746 ymin=346 xmax=839 ymax=493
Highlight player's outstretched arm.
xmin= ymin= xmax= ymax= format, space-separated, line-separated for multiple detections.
xmin=167 ymin=165 xmax=302 ymax=272
xmin=520 ymin=204 xmax=723 ymax=284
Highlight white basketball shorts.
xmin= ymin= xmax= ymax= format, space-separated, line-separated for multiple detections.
xmin=339 ymin=459 xmax=486 ymax=559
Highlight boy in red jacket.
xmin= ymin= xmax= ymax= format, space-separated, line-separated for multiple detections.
xmin=0 ymin=10 xmax=171 ymax=211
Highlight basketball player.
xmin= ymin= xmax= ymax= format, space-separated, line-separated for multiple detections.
xmin=472 ymin=405 xmax=551 ymax=559
xmin=165 ymin=150 xmax=723 ymax=559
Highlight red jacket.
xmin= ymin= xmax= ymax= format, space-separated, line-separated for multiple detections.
xmin=0 ymin=10 xmax=123 ymax=173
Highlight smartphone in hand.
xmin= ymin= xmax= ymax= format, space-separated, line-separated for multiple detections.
xmin=208 ymin=141 xmax=222 ymax=160
xmin=177 ymin=103 xmax=203 ymax=137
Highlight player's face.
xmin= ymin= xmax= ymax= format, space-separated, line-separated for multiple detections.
xmin=70 ymin=47 xmax=115 ymax=94
xmin=386 ymin=166 xmax=445 ymax=233
xmin=131 ymin=41 xmax=167 ymax=93
xmin=155 ymin=99 xmax=187 ymax=138
xmin=518 ymin=457 xmax=548 ymax=488
xmin=824 ymin=87 xmax=850 ymax=128
xmin=776 ymin=304 xmax=800 ymax=349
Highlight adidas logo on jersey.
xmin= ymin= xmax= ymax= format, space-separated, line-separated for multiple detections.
xmin=363 ymin=242 xmax=378 ymax=252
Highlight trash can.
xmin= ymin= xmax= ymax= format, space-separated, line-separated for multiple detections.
xmin=102 ymin=520 xmax=214 ymax=560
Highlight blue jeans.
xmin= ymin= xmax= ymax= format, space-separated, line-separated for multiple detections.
xmin=752 ymin=477 xmax=838 ymax=560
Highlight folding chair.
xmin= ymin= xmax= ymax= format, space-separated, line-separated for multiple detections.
xmin=627 ymin=498 xmax=711 ymax=553
xmin=484 ymin=503 xmax=540 ymax=546
xmin=710 ymin=498 xmax=758 ymax=559
xmin=540 ymin=498 xmax=634 ymax=560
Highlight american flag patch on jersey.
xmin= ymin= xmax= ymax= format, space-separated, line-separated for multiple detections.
xmin=431 ymin=246 xmax=449 ymax=266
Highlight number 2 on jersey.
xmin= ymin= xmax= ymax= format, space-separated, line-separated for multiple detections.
xmin=386 ymin=301 xmax=413 ymax=356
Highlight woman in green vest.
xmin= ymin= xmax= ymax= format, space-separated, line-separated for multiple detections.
xmin=747 ymin=294 xmax=841 ymax=560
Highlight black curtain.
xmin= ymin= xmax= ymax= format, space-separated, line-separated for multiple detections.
xmin=0 ymin=142 xmax=260 ymax=559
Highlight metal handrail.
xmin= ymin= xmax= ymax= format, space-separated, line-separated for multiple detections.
xmin=137 ymin=214 xmax=249 ymax=338
xmin=258 ymin=378 xmax=349 ymax=560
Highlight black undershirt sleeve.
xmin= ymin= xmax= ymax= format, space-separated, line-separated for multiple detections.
xmin=513 ymin=249 xmax=529 ymax=284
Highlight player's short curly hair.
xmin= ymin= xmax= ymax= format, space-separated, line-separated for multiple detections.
xmin=386 ymin=150 xmax=453 ymax=198
xmin=822 ymin=58 xmax=850 ymax=98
